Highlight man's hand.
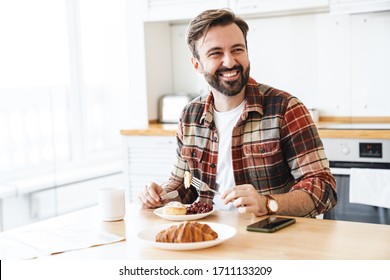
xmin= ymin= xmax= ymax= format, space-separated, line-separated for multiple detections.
xmin=138 ymin=182 xmax=165 ymax=209
xmin=221 ymin=184 xmax=268 ymax=216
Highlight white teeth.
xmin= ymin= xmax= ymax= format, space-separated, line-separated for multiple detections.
xmin=221 ymin=71 xmax=237 ymax=78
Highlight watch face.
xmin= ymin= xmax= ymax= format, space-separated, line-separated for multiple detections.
xmin=269 ymin=200 xmax=278 ymax=212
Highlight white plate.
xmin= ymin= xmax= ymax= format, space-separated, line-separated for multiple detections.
xmin=137 ymin=222 xmax=237 ymax=251
xmin=153 ymin=206 xmax=215 ymax=221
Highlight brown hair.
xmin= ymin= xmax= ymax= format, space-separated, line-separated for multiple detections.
xmin=186 ymin=9 xmax=249 ymax=59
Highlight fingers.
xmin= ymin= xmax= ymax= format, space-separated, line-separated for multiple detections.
xmin=222 ymin=184 xmax=254 ymax=204
xmin=228 ymin=196 xmax=257 ymax=214
xmin=221 ymin=184 xmax=263 ymax=215
xmin=138 ymin=182 xmax=164 ymax=209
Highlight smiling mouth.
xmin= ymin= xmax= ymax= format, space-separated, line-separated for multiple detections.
xmin=218 ymin=70 xmax=240 ymax=78
xmin=219 ymin=70 xmax=239 ymax=78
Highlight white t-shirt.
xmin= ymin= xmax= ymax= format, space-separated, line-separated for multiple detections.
xmin=213 ymin=100 xmax=246 ymax=211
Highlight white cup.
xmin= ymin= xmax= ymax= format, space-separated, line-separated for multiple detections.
xmin=98 ymin=187 xmax=125 ymax=221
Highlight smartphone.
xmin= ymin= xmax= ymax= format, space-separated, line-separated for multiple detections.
xmin=246 ymin=217 xmax=296 ymax=233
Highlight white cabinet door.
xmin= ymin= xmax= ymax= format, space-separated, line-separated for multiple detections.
xmin=330 ymin=0 xmax=390 ymax=14
xmin=350 ymin=11 xmax=390 ymax=116
xmin=145 ymin=0 xmax=229 ymax=22
xmin=231 ymin=0 xmax=329 ymax=17
xmin=122 ymin=136 xmax=177 ymax=202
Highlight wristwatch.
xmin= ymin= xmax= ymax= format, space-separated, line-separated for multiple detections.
xmin=265 ymin=194 xmax=278 ymax=215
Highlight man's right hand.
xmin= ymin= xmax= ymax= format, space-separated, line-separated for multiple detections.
xmin=138 ymin=182 xmax=164 ymax=208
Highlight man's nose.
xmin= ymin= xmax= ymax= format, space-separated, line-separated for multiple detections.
xmin=222 ymin=52 xmax=236 ymax=68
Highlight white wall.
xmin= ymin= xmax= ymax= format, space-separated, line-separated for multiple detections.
xmin=165 ymin=11 xmax=390 ymax=117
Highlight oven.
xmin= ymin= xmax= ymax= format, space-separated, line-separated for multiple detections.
xmin=321 ymin=137 xmax=390 ymax=224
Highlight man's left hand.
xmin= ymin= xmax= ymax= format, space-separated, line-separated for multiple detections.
xmin=221 ymin=184 xmax=268 ymax=216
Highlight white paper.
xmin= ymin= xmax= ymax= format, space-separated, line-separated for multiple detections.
xmin=349 ymin=168 xmax=390 ymax=208
xmin=0 ymin=225 xmax=125 ymax=260
xmin=0 ymin=236 xmax=48 ymax=260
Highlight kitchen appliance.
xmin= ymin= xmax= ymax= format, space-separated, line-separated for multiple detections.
xmin=158 ymin=94 xmax=195 ymax=123
xmin=322 ymin=135 xmax=390 ymax=224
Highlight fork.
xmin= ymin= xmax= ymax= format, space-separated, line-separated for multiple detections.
xmin=191 ymin=177 xmax=220 ymax=195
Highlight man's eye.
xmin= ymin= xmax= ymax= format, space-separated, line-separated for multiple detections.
xmin=209 ymin=52 xmax=222 ymax=57
xmin=233 ymin=48 xmax=244 ymax=53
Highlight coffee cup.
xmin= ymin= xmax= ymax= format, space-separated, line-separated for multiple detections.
xmin=98 ymin=187 xmax=125 ymax=221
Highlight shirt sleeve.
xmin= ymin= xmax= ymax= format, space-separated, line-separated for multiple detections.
xmin=159 ymin=118 xmax=199 ymax=203
xmin=281 ymin=97 xmax=338 ymax=216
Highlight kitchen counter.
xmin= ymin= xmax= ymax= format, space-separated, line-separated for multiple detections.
xmin=120 ymin=117 xmax=390 ymax=139
xmin=2 ymin=203 xmax=389 ymax=260
xmin=121 ymin=123 xmax=178 ymax=137
xmin=318 ymin=126 xmax=390 ymax=139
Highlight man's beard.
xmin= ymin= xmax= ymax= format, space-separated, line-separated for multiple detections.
xmin=203 ymin=64 xmax=250 ymax=97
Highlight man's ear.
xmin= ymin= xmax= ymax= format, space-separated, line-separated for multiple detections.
xmin=191 ymin=57 xmax=203 ymax=75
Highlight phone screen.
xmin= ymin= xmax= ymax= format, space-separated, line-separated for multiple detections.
xmin=246 ymin=217 xmax=296 ymax=233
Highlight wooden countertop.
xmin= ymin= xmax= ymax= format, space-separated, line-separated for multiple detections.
xmin=2 ymin=203 xmax=389 ymax=260
xmin=120 ymin=117 xmax=390 ymax=139
xmin=121 ymin=123 xmax=178 ymax=137
xmin=318 ymin=128 xmax=390 ymax=139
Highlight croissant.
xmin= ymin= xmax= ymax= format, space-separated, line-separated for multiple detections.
xmin=156 ymin=221 xmax=218 ymax=243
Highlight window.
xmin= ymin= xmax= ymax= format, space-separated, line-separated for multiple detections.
xmin=0 ymin=1 xmax=129 ymax=196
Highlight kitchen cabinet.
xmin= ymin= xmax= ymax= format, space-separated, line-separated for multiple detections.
xmin=330 ymin=0 xmax=390 ymax=14
xmin=144 ymin=0 xmax=329 ymax=22
xmin=145 ymin=0 xmax=229 ymax=22
xmin=231 ymin=0 xmax=329 ymax=17
xmin=122 ymin=135 xmax=177 ymax=202
xmin=350 ymin=12 xmax=390 ymax=116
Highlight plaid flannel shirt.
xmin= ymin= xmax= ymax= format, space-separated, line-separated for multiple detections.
xmin=161 ymin=77 xmax=337 ymax=217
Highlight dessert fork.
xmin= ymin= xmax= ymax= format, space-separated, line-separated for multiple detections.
xmin=191 ymin=177 xmax=220 ymax=195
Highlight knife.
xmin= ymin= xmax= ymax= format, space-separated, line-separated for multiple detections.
xmin=160 ymin=190 xmax=179 ymax=200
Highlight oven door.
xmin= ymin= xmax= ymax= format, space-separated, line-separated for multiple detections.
xmin=324 ymin=162 xmax=390 ymax=225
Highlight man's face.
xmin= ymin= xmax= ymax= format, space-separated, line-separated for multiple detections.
xmin=192 ymin=23 xmax=250 ymax=97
